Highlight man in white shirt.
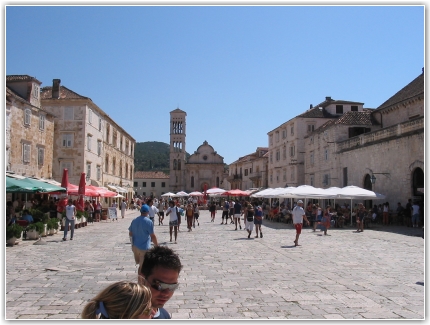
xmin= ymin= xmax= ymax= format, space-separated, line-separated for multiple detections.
xmin=120 ymin=199 xmax=127 ymax=218
xmin=292 ymin=200 xmax=309 ymax=247
xmin=411 ymin=202 xmax=420 ymax=228
xmin=147 ymin=198 xmax=159 ymax=224
xmin=166 ymin=201 xmax=179 ymax=244
xmin=63 ymin=199 xmax=76 ymax=241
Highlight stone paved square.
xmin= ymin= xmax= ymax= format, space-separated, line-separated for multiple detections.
xmin=5 ymin=209 xmax=424 ymax=319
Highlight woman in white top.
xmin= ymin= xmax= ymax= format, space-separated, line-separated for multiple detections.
xmin=165 ymin=201 xmax=179 ymax=244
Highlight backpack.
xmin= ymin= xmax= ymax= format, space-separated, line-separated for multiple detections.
xmin=246 ymin=209 xmax=254 ymax=221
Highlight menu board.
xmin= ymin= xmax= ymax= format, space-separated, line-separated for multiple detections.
xmin=108 ymin=207 xmax=117 ymax=220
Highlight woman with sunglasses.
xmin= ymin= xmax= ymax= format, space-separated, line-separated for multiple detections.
xmin=81 ymin=281 xmax=154 ymax=319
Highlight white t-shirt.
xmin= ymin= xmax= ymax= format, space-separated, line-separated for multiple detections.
xmin=148 ymin=205 xmax=159 ymax=218
xmin=65 ymin=205 xmax=76 ymax=220
xmin=383 ymin=205 xmax=389 ymax=213
xmin=166 ymin=206 xmax=178 ymax=222
xmin=121 ymin=201 xmax=127 ymax=210
xmin=412 ymin=204 xmax=420 ymax=215
xmin=292 ymin=206 xmax=305 ymax=224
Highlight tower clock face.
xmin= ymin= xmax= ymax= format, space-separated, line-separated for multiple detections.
xmin=203 ymin=155 xmax=208 ymax=161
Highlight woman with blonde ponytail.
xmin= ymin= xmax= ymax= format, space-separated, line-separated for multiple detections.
xmin=81 ymin=281 xmax=154 ymax=319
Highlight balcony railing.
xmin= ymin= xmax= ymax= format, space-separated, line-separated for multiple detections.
xmin=337 ymin=117 xmax=423 ymax=152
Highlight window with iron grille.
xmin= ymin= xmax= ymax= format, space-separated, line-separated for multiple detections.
xmin=87 ymin=134 xmax=92 ymax=151
xmin=87 ymin=163 xmax=91 ymax=178
xmin=23 ymin=143 xmax=31 ymax=163
xmin=24 ymin=109 xmax=31 ymax=125
xmin=38 ymin=147 xmax=44 ymax=166
xmin=62 ymin=134 xmax=73 ymax=147
xmin=39 ymin=114 xmax=45 ymax=130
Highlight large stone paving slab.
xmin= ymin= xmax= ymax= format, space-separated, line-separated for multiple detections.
xmin=5 ymin=210 xmax=424 ymax=319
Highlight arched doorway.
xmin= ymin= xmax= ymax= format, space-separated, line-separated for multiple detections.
xmin=412 ymin=167 xmax=424 ymax=197
xmin=363 ymin=174 xmax=373 ymax=209
xmin=412 ymin=168 xmax=424 ymax=223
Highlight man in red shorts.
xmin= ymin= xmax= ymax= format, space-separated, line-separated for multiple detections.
xmin=292 ymin=200 xmax=309 ymax=246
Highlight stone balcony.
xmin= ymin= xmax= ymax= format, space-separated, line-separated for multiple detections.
xmin=337 ymin=117 xmax=424 ymax=152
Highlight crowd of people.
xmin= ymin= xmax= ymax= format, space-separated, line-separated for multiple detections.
xmin=6 ymin=192 xmax=423 ymax=319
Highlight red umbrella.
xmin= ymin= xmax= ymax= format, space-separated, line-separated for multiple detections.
xmin=57 ymin=169 xmax=70 ymax=213
xmin=223 ymin=189 xmax=250 ymax=196
xmin=61 ymin=168 xmax=69 ymax=188
xmin=76 ymin=173 xmax=86 ymax=211
xmin=87 ymin=185 xmax=117 ymax=197
xmin=56 ymin=169 xmax=80 ymax=193
xmin=68 ymin=186 xmax=99 ymax=197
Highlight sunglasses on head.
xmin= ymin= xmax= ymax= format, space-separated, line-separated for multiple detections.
xmin=145 ymin=278 xmax=179 ymax=292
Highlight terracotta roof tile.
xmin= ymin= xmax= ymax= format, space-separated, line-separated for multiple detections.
xmin=134 ymin=171 xmax=169 ymax=179
xmin=40 ymin=85 xmax=91 ymax=100
xmin=6 ymin=75 xmax=42 ymax=84
xmin=334 ymin=111 xmax=376 ymax=126
xmin=297 ymin=107 xmax=336 ymax=118
xmin=375 ymin=71 xmax=424 ymax=111
xmin=313 ymin=120 xmax=336 ymax=133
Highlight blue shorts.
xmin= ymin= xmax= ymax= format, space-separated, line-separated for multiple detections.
xmin=254 ymin=219 xmax=262 ymax=225
xmin=412 ymin=214 xmax=420 ymax=223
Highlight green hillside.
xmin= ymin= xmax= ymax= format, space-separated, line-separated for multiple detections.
xmin=134 ymin=141 xmax=190 ymax=173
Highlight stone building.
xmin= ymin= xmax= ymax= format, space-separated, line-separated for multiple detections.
xmin=227 ymin=147 xmax=269 ymax=190
xmin=6 ymin=75 xmax=55 ymax=179
xmin=40 ymin=79 xmax=135 ymax=199
xmin=304 ymin=110 xmax=380 ymax=188
xmin=267 ymin=98 xmax=365 ymax=187
xmin=169 ymin=108 xmax=226 ymax=192
xmin=325 ymin=71 xmax=424 ymax=208
xmin=133 ymin=171 xmax=170 ymax=197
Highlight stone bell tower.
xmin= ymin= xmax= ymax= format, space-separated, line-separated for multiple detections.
xmin=169 ymin=108 xmax=187 ymax=192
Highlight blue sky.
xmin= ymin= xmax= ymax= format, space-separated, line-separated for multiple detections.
xmin=6 ymin=5 xmax=424 ymax=165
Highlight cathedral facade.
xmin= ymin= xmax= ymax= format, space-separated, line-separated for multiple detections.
xmin=169 ymin=108 xmax=225 ymax=192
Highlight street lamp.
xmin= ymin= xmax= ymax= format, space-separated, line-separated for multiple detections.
xmin=370 ymin=174 xmax=376 ymax=184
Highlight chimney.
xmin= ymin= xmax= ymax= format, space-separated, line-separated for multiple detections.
xmin=310 ymin=104 xmax=313 ymax=109
xmin=325 ymin=96 xmax=332 ymax=101
xmin=52 ymin=79 xmax=61 ymax=98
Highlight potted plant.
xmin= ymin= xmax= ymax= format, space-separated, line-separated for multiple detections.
xmin=26 ymin=222 xmax=44 ymax=240
xmin=50 ymin=217 xmax=60 ymax=234
xmin=6 ymin=224 xmax=23 ymax=246
xmin=47 ymin=219 xmax=58 ymax=235
xmin=76 ymin=210 xmax=83 ymax=228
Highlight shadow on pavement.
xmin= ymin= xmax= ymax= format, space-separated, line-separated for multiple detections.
xmin=263 ymin=219 xmax=425 ymax=238
xmin=281 ymin=245 xmax=298 ymax=248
